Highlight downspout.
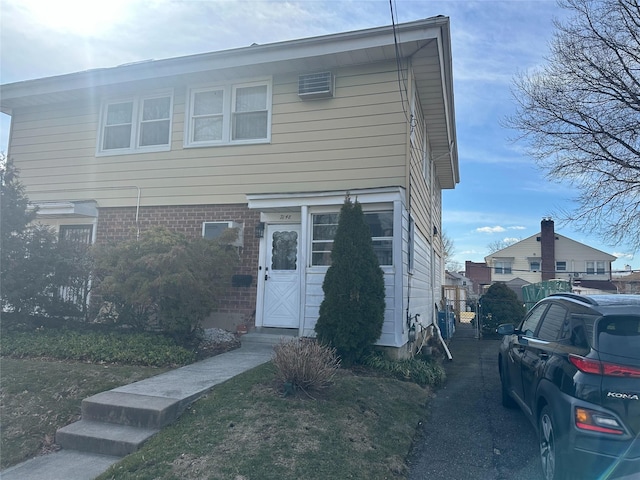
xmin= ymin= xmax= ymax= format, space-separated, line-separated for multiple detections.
xmin=134 ymin=186 xmax=141 ymax=240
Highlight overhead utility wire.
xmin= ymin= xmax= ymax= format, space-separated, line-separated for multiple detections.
xmin=389 ymin=0 xmax=413 ymax=128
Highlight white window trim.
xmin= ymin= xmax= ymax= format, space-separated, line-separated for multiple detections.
xmin=308 ymin=207 xmax=394 ymax=269
xmin=586 ymin=260 xmax=606 ymax=275
xmin=184 ymin=78 xmax=272 ymax=148
xmin=494 ymin=261 xmax=512 ymax=275
xmin=96 ymin=90 xmax=174 ymax=156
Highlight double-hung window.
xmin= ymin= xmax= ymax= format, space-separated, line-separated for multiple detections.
xmin=311 ymin=211 xmax=393 ymax=267
xmin=494 ymin=261 xmax=512 ymax=275
xmin=186 ymin=79 xmax=271 ymax=146
xmin=586 ymin=261 xmax=605 ymax=275
xmin=98 ymin=92 xmax=173 ymax=155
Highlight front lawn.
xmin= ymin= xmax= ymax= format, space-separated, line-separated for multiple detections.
xmin=0 ymin=357 xmax=168 ymax=469
xmin=98 ymin=363 xmax=431 ymax=480
xmin=1 ymin=327 xmax=441 ymax=478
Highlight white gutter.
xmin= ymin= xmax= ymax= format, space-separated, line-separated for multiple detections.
xmin=1 ymin=16 xmax=449 ymax=111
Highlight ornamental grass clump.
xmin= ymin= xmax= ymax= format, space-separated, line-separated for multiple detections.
xmin=272 ymin=338 xmax=340 ymax=395
xmin=363 ymin=352 xmax=446 ymax=387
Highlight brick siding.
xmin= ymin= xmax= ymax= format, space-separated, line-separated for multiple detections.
xmin=96 ymin=204 xmax=260 ymax=325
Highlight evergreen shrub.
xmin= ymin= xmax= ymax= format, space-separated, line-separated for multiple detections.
xmin=91 ymin=226 xmax=238 ymax=340
xmin=480 ymin=282 xmax=526 ymax=334
xmin=314 ymin=196 xmax=386 ymax=365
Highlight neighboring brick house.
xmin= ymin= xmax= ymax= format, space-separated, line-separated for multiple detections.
xmin=1 ymin=17 xmax=459 ymax=357
xmin=465 ymin=261 xmax=491 ymax=295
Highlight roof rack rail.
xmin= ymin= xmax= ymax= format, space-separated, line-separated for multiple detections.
xmin=548 ymin=293 xmax=598 ymax=305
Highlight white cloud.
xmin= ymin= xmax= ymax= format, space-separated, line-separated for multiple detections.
xmin=509 ymin=226 xmax=526 ymax=230
xmin=612 ymin=252 xmax=634 ymax=261
xmin=477 ymin=226 xmax=506 ymax=233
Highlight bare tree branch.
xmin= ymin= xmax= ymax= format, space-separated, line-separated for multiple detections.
xmin=506 ymin=0 xmax=640 ymax=251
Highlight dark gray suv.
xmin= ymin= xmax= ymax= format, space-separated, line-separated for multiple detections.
xmin=497 ymin=294 xmax=640 ymax=480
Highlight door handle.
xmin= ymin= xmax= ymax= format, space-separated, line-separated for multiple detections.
xmin=538 ymin=352 xmax=549 ymax=360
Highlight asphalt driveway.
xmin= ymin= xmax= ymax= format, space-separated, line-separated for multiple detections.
xmin=407 ymin=323 xmax=543 ymax=480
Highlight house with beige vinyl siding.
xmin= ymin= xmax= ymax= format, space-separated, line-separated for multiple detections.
xmin=485 ymin=219 xmax=617 ymax=296
xmin=0 ymin=17 xmax=459 ymax=357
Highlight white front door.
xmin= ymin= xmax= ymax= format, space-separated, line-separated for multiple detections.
xmin=262 ymin=224 xmax=301 ymax=328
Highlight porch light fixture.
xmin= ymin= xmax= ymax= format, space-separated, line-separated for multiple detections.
xmin=255 ymin=222 xmax=265 ymax=238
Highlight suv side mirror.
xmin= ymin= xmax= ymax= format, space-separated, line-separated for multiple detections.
xmin=497 ymin=324 xmax=515 ymax=335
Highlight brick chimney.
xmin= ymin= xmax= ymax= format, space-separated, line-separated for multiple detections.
xmin=540 ymin=218 xmax=555 ymax=281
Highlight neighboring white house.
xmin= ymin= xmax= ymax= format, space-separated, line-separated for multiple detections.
xmin=0 ymin=17 xmax=459 ymax=358
xmin=485 ymin=219 xmax=617 ymax=294
xmin=444 ymin=270 xmax=473 ymax=321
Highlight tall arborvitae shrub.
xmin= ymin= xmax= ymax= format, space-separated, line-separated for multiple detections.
xmin=314 ymin=196 xmax=386 ymax=365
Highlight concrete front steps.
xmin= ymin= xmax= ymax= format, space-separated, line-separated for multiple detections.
xmin=53 ymin=343 xmax=275 ymax=463
xmin=241 ymin=327 xmax=298 ymax=347
xmin=3 ymin=342 xmax=276 ymax=480
xmin=55 ymin=391 xmax=182 ymax=456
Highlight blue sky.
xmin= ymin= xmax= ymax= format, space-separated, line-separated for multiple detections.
xmin=1 ymin=0 xmax=637 ymax=271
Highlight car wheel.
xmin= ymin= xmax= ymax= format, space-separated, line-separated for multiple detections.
xmin=539 ymin=406 xmax=572 ymax=480
xmin=499 ymin=364 xmax=516 ymax=408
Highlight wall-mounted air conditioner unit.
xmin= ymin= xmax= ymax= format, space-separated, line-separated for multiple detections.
xmin=298 ymin=72 xmax=334 ymax=99
xmin=202 ymin=221 xmax=244 ymax=248
xmin=573 ymin=273 xmax=581 ymax=278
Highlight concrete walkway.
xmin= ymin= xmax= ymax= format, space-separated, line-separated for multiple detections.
xmin=1 ymin=337 xmax=277 ymax=480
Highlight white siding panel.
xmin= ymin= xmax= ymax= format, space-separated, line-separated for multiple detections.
xmin=410 ymin=229 xmax=434 ymax=326
xmin=489 ymin=235 xmax=542 ymax=284
xmin=302 ymin=269 xmax=398 ymax=347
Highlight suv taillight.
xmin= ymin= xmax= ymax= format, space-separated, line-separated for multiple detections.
xmin=575 ymin=407 xmax=625 ymax=435
xmin=569 ymin=354 xmax=640 ymax=378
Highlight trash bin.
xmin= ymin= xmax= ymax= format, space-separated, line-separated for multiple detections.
xmin=438 ymin=311 xmax=455 ymax=339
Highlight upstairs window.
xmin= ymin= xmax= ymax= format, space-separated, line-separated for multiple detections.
xmin=529 ymin=260 xmax=541 ymax=272
xmin=556 ymin=261 xmax=567 ymax=272
xmin=186 ymin=80 xmax=271 ymax=147
xmin=494 ymin=261 xmax=512 ymax=275
xmin=98 ymin=92 xmax=173 ymax=155
xmin=232 ymin=84 xmax=268 ymax=140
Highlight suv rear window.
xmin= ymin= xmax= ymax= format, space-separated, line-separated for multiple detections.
xmin=596 ymin=316 xmax=640 ymax=358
